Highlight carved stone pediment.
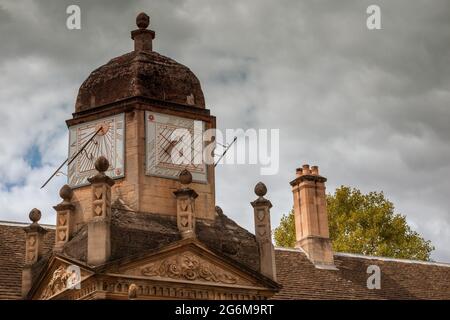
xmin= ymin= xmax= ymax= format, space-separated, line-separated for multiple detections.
xmin=32 ymin=258 xmax=92 ymax=300
xmin=140 ymin=252 xmax=238 ymax=284
xmin=121 ymin=247 xmax=257 ymax=288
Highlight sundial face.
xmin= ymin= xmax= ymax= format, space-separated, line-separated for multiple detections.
xmin=145 ymin=111 xmax=207 ymax=183
xmin=68 ymin=113 xmax=125 ymax=188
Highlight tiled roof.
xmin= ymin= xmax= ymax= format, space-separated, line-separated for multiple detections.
xmin=273 ymin=248 xmax=450 ymax=300
xmin=0 ymin=221 xmax=54 ymax=300
xmin=1 ymin=221 xmax=449 ymax=300
xmin=60 ymin=203 xmax=260 ymax=272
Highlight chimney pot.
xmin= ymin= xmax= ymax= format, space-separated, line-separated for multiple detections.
xmin=302 ymin=164 xmax=311 ymax=175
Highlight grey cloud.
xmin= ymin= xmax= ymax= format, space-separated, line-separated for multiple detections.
xmin=0 ymin=0 xmax=449 ymax=261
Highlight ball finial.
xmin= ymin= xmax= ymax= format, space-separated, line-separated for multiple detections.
xmin=136 ymin=12 xmax=150 ymax=29
xmin=254 ymin=182 xmax=267 ymax=197
xmin=179 ymin=169 xmax=192 ymax=185
xmin=59 ymin=184 xmax=74 ymax=202
xmin=95 ymin=156 xmax=110 ymax=173
xmin=29 ymin=208 xmax=41 ymax=223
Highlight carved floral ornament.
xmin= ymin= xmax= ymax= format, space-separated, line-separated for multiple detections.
xmin=140 ymin=252 xmax=238 ymax=285
xmin=41 ymin=266 xmax=72 ymax=299
xmin=41 ymin=264 xmax=82 ymax=299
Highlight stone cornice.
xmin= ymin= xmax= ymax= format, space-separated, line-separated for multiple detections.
xmin=289 ymin=174 xmax=327 ymax=186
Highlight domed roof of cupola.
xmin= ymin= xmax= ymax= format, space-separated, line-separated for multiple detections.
xmin=75 ymin=12 xmax=205 ymax=113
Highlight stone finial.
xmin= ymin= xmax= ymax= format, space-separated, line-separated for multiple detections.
xmin=136 ymin=12 xmax=150 ymax=29
xmin=22 ymin=209 xmax=47 ymax=297
xmin=254 ymin=182 xmax=267 ymax=197
xmin=251 ymin=182 xmax=276 ymax=280
xmin=29 ymin=208 xmax=41 ymax=224
xmin=174 ymin=170 xmax=198 ymax=239
xmin=131 ymin=12 xmax=155 ymax=52
xmin=54 ymin=185 xmax=76 ymax=251
xmin=24 ymin=208 xmax=47 ymax=265
xmin=88 ymin=156 xmax=115 ymax=186
xmin=59 ymin=184 xmax=74 ymax=203
xmin=179 ymin=169 xmax=193 ymax=185
xmin=87 ymin=156 xmax=114 ymax=266
xmin=95 ymin=156 xmax=109 ymax=173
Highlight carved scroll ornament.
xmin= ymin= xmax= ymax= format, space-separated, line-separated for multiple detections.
xmin=141 ymin=252 xmax=238 ymax=284
xmin=41 ymin=266 xmax=71 ymax=299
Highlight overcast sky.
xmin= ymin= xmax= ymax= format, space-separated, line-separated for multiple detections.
xmin=0 ymin=0 xmax=449 ymax=262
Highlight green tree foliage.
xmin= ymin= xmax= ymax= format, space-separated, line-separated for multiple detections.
xmin=274 ymin=186 xmax=434 ymax=261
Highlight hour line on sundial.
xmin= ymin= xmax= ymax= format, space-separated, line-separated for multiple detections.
xmin=40 ymin=127 xmax=103 ymax=189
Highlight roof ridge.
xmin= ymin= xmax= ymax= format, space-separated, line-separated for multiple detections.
xmin=0 ymin=220 xmax=56 ymax=229
xmin=274 ymin=246 xmax=450 ymax=268
xmin=334 ymin=252 xmax=450 ymax=268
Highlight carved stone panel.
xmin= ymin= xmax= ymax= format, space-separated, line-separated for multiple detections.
xmin=124 ymin=250 xmax=255 ymax=287
xmin=37 ymin=262 xmax=89 ymax=300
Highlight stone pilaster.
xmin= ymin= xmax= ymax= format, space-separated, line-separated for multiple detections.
xmin=174 ymin=169 xmax=198 ymax=239
xmin=87 ymin=156 xmax=114 ymax=266
xmin=290 ymin=165 xmax=335 ymax=267
xmin=251 ymin=182 xmax=277 ymax=280
xmin=53 ymin=185 xmax=75 ymax=252
xmin=22 ymin=208 xmax=47 ymax=298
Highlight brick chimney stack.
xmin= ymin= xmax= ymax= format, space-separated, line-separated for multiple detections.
xmin=290 ymin=165 xmax=335 ymax=268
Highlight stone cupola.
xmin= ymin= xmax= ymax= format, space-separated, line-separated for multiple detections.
xmin=74 ymin=12 xmax=205 ymax=113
